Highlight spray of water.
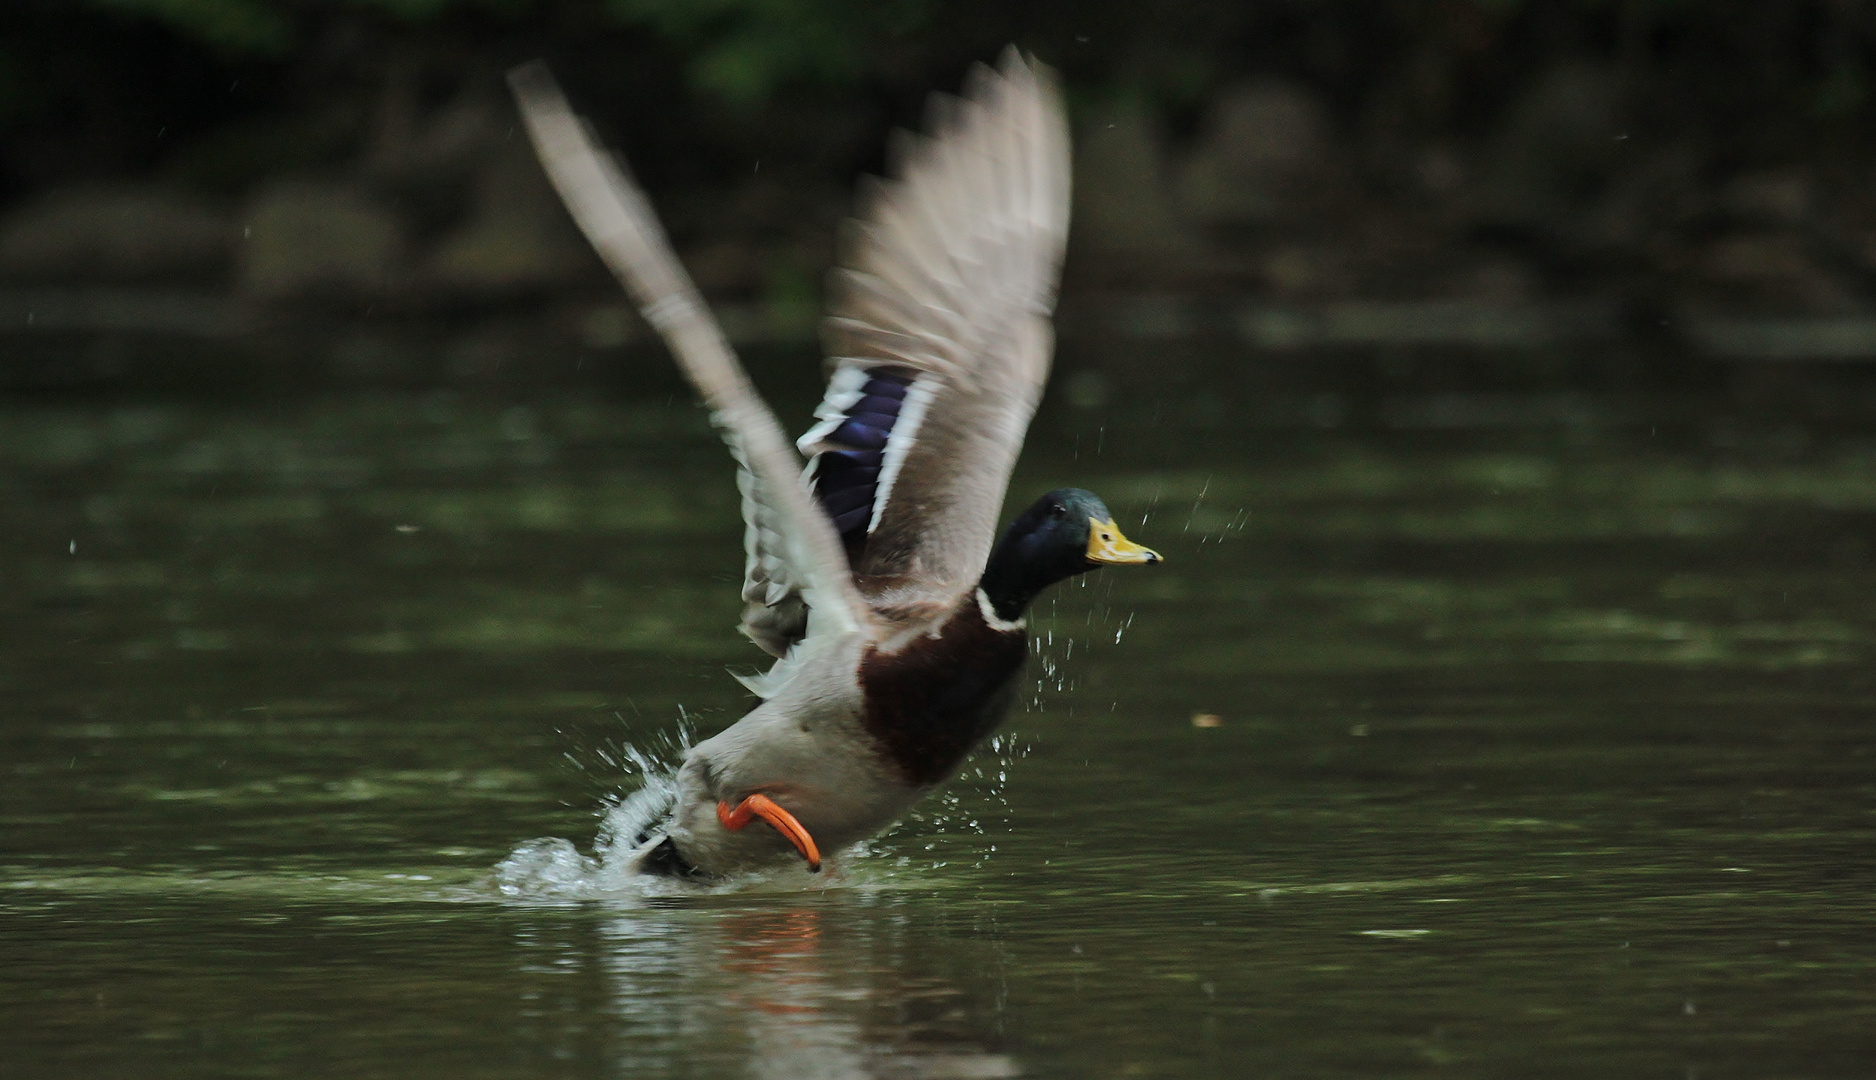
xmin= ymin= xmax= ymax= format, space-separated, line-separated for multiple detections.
xmin=495 ymin=718 xmax=694 ymax=900
xmin=497 ymin=525 xmax=1159 ymax=898
xmin=868 ymin=731 xmax=1030 ymax=871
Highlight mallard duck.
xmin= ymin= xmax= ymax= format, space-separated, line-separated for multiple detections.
xmin=509 ymin=50 xmax=1159 ymax=878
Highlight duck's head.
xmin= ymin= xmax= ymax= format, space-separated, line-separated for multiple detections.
xmin=980 ymin=488 xmax=1160 ymax=622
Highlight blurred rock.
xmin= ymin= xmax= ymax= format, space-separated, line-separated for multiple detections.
xmin=1694 ymin=231 xmax=1856 ymax=311
xmin=1257 ymin=244 xmax=1350 ymax=298
xmin=1720 ymin=170 xmax=1812 ymax=226
xmin=1175 ymin=80 xmax=1340 ymax=227
xmin=425 ymin=142 xmax=593 ymax=293
xmin=364 ymin=74 xmax=504 ymax=186
xmin=1460 ymin=258 xmax=1538 ymax=302
xmin=1414 ymin=146 xmax=1467 ymax=199
xmin=1576 ymin=140 xmax=1703 ymax=251
xmin=0 ymin=186 xmax=234 ymax=282
xmin=1474 ymin=63 xmax=1627 ymax=233
xmin=240 ymin=180 xmax=405 ymax=298
xmin=1071 ymin=98 xmax=1202 ymax=269
xmin=1702 ymin=234 xmax=1810 ymax=281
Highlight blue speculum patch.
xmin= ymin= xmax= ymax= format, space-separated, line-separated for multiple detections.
xmin=813 ymin=366 xmax=915 ymax=541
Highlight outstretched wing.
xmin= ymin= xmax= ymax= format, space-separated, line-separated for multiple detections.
xmin=801 ymin=49 xmax=1071 ymax=606
xmin=508 ymin=62 xmax=870 ymax=656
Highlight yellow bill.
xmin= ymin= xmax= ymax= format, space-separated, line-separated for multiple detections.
xmin=1086 ymin=518 xmax=1162 ymax=565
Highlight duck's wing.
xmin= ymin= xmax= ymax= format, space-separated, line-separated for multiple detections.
xmin=508 ymin=62 xmax=870 ymax=654
xmin=800 ymin=49 xmax=1071 ymax=606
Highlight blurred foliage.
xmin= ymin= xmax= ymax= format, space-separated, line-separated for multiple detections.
xmin=605 ymin=0 xmax=930 ymax=105
xmin=1 ymin=0 xmax=1874 ymax=200
xmin=85 ymin=0 xmax=294 ymax=56
xmin=75 ymin=0 xmax=933 ymax=102
xmin=80 ymin=0 xmax=551 ymax=56
xmin=53 ymin=0 xmax=1876 ymax=116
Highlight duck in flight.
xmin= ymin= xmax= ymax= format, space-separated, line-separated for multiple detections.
xmin=508 ymin=50 xmax=1159 ymax=878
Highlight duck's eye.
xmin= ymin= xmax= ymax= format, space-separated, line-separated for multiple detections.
xmin=1049 ymin=503 xmax=1067 ymax=518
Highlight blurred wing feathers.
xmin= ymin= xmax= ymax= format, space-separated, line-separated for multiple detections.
xmin=508 ymin=61 xmax=868 ymax=656
xmin=805 ymin=50 xmax=1070 ymax=603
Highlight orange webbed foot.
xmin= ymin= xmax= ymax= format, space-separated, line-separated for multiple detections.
xmin=717 ymin=793 xmax=822 ymax=873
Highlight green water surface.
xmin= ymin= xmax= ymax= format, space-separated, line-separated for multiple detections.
xmin=2 ymin=376 xmax=1873 ymax=1077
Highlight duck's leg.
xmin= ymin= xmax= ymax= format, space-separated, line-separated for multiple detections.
xmin=717 ymin=793 xmax=822 ymax=872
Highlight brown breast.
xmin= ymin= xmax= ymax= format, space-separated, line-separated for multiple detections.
xmin=858 ymin=598 xmax=1028 ymax=786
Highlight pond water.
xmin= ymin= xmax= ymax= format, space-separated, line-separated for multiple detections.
xmin=3 ymin=354 xmax=1874 ymax=1077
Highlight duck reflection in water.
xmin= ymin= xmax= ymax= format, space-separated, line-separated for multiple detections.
xmin=512 ymin=903 xmax=1022 ymax=1079
xmin=509 ymin=48 xmax=1160 ymax=881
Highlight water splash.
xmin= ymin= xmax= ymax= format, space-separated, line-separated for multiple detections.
xmin=871 ymin=732 xmax=1030 ymax=871
xmin=499 ymin=596 xmax=1094 ymax=898
xmin=1183 ymin=473 xmax=1211 ymax=535
xmin=496 ymin=721 xmax=693 ymax=900
xmin=496 ymin=714 xmax=975 ymax=900
xmin=494 ymin=837 xmax=597 ymax=900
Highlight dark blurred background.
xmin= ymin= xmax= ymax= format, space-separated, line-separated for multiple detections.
xmin=6 ymin=1 xmax=1876 ymax=408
